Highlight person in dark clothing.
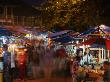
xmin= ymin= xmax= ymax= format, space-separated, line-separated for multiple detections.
xmin=76 ymin=48 xmax=83 ymax=66
xmin=2 ymin=44 xmax=11 ymax=82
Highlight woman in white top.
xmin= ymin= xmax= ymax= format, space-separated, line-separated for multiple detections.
xmin=82 ymin=48 xmax=93 ymax=65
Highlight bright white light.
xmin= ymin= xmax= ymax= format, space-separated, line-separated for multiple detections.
xmin=15 ymin=49 xmax=19 ymax=52
xmin=76 ymin=41 xmax=79 ymax=44
xmin=100 ymin=24 xmax=106 ymax=28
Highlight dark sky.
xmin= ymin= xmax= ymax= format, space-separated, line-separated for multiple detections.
xmin=0 ymin=0 xmax=43 ymax=16
xmin=23 ymin=0 xmax=45 ymax=6
xmin=0 ymin=0 xmax=45 ymax=6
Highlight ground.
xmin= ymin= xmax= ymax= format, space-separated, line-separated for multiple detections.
xmin=13 ymin=77 xmax=72 ymax=82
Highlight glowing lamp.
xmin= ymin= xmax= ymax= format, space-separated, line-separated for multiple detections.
xmin=24 ymin=49 xmax=27 ymax=52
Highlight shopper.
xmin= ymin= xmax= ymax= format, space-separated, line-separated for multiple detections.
xmin=2 ymin=44 xmax=11 ymax=82
xmin=82 ymin=48 xmax=93 ymax=65
xmin=16 ymin=51 xmax=28 ymax=82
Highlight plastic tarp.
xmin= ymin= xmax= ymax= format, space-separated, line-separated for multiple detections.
xmin=79 ymin=28 xmax=96 ymax=36
xmin=0 ymin=27 xmax=12 ymax=36
xmin=53 ymin=35 xmax=74 ymax=43
xmin=48 ymin=30 xmax=72 ymax=38
xmin=102 ymin=26 xmax=110 ymax=34
xmin=105 ymin=39 xmax=110 ymax=50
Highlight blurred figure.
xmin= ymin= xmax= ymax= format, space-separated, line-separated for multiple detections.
xmin=44 ymin=48 xmax=54 ymax=81
xmin=32 ymin=47 xmax=40 ymax=79
xmin=82 ymin=48 xmax=93 ymax=65
xmin=103 ymin=61 xmax=110 ymax=82
xmin=76 ymin=48 xmax=84 ymax=66
xmin=36 ymin=43 xmax=45 ymax=78
xmin=75 ymin=49 xmax=86 ymax=82
xmin=2 ymin=44 xmax=11 ymax=82
xmin=25 ymin=44 xmax=34 ymax=63
xmin=16 ymin=51 xmax=28 ymax=82
xmin=10 ymin=52 xmax=16 ymax=82
xmin=71 ymin=57 xmax=79 ymax=82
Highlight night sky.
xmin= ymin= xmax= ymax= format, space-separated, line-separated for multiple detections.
xmin=0 ymin=0 xmax=45 ymax=6
xmin=0 ymin=0 xmax=110 ymax=19
xmin=0 ymin=0 xmax=43 ymax=16
xmin=23 ymin=0 xmax=46 ymax=6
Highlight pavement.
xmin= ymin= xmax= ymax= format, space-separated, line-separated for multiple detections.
xmin=13 ymin=77 xmax=72 ymax=82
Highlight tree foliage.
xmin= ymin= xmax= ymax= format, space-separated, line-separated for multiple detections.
xmin=41 ymin=0 xmax=110 ymax=32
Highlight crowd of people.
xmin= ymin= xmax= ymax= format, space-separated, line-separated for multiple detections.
xmin=1 ymin=42 xmax=110 ymax=82
xmin=2 ymin=42 xmax=70 ymax=82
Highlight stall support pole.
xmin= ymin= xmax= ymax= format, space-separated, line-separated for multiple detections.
xmin=108 ymin=50 xmax=109 ymax=59
xmin=99 ymin=48 xmax=101 ymax=63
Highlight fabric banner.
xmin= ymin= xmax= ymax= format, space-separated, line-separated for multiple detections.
xmin=79 ymin=38 xmax=97 ymax=46
xmin=48 ymin=30 xmax=72 ymax=38
xmin=55 ymin=48 xmax=67 ymax=57
xmin=105 ymin=39 xmax=110 ymax=50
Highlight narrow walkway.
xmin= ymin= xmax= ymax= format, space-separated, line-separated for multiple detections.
xmin=13 ymin=77 xmax=72 ymax=82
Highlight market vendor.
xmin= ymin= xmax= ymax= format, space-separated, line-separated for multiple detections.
xmin=81 ymin=48 xmax=93 ymax=65
xmin=2 ymin=44 xmax=11 ymax=82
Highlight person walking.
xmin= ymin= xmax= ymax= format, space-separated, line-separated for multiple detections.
xmin=16 ymin=51 xmax=28 ymax=82
xmin=2 ymin=44 xmax=11 ymax=82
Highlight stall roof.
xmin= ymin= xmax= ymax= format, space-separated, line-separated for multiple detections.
xmin=0 ymin=27 xmax=12 ymax=36
xmin=53 ymin=36 xmax=74 ymax=43
xmin=48 ymin=30 xmax=72 ymax=38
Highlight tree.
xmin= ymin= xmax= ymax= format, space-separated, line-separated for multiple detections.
xmin=41 ymin=0 xmax=110 ymax=32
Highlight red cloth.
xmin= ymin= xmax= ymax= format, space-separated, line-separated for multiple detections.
xmin=106 ymin=39 xmax=110 ymax=50
xmin=79 ymin=38 xmax=96 ymax=46
xmin=56 ymin=48 xmax=67 ymax=57
xmin=17 ymin=53 xmax=27 ymax=79
xmin=19 ymin=64 xmax=26 ymax=80
xmin=17 ymin=53 xmax=27 ymax=65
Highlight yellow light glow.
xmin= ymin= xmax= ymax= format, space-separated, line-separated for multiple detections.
xmin=18 ymin=52 xmax=22 ymax=54
xmin=24 ymin=49 xmax=27 ymax=52
xmin=25 ymin=34 xmax=32 ymax=38
xmin=15 ymin=48 xmax=19 ymax=52
xmin=11 ymin=44 xmax=16 ymax=48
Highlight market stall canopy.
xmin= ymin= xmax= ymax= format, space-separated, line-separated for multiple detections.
xmin=48 ymin=30 xmax=74 ymax=43
xmin=100 ymin=25 xmax=110 ymax=33
xmin=79 ymin=28 xmax=96 ymax=37
xmin=78 ymin=36 xmax=110 ymax=50
xmin=53 ymin=35 xmax=74 ymax=43
xmin=2 ymin=26 xmax=33 ymax=35
xmin=48 ymin=30 xmax=72 ymax=38
xmin=91 ymin=44 xmax=106 ymax=48
xmin=77 ymin=25 xmax=110 ymax=40
xmin=0 ymin=27 xmax=12 ymax=36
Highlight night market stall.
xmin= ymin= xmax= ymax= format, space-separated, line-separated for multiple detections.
xmin=77 ymin=25 xmax=110 ymax=64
